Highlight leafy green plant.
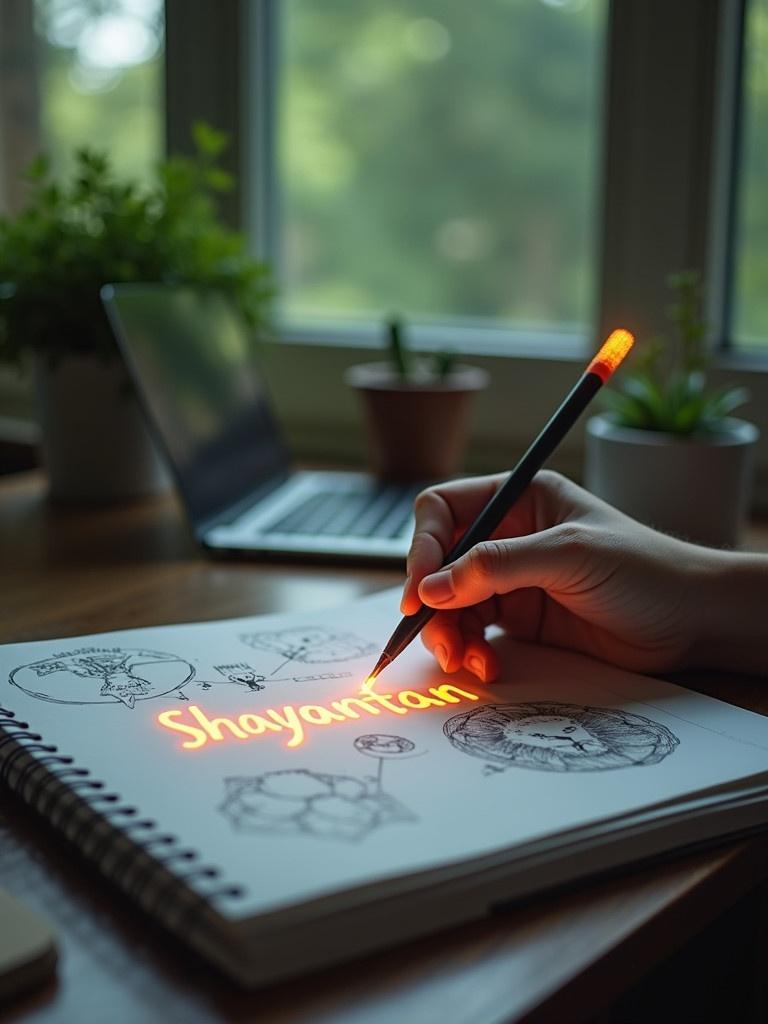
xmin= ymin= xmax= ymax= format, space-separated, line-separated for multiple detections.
xmin=602 ymin=270 xmax=748 ymax=435
xmin=386 ymin=316 xmax=457 ymax=382
xmin=0 ymin=122 xmax=273 ymax=364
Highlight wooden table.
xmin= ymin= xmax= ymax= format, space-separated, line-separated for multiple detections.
xmin=2 ymin=471 xmax=767 ymax=1024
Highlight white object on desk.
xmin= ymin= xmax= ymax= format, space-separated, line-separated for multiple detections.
xmin=0 ymin=888 xmax=57 ymax=1003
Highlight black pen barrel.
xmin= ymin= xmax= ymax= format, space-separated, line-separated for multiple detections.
xmin=380 ymin=371 xmax=603 ymax=664
xmin=443 ymin=371 xmax=602 ymax=563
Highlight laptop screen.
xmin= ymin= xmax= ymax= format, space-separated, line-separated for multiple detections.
xmin=102 ymin=285 xmax=289 ymax=526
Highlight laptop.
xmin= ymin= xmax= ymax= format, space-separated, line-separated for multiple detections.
xmin=101 ymin=284 xmax=421 ymax=562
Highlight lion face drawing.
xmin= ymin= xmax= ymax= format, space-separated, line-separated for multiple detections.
xmin=444 ymin=702 xmax=679 ymax=772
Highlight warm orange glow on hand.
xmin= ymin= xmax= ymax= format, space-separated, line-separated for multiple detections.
xmin=587 ymin=328 xmax=634 ymax=382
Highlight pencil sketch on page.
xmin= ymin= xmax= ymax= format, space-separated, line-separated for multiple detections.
xmin=9 ymin=648 xmax=195 ymax=709
xmin=193 ymin=662 xmax=355 ymax=693
xmin=9 ymin=646 xmax=360 ymax=709
xmin=444 ymin=702 xmax=679 ymax=774
xmin=219 ymin=735 xmax=419 ymax=842
xmin=199 ymin=663 xmax=267 ymax=693
xmin=239 ymin=628 xmax=376 ymax=675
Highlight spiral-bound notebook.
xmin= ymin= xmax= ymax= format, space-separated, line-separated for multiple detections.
xmin=2 ymin=588 xmax=768 ymax=987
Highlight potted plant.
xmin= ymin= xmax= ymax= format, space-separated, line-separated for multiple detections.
xmin=0 ymin=123 xmax=272 ymax=502
xmin=345 ymin=318 xmax=488 ymax=482
xmin=584 ymin=271 xmax=758 ymax=547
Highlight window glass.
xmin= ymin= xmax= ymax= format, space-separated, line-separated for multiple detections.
xmin=731 ymin=0 xmax=768 ymax=349
xmin=277 ymin=0 xmax=605 ymax=337
xmin=34 ymin=0 xmax=164 ymax=184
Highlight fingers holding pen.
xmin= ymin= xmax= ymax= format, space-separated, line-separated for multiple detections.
xmin=402 ymin=530 xmax=445 ymax=614
xmin=418 ymin=530 xmax=572 ymax=610
xmin=421 ymin=605 xmax=499 ymax=683
xmin=401 ymin=488 xmax=456 ymax=613
xmin=422 ymin=613 xmax=465 ymax=673
xmin=460 ymin=605 xmax=500 ymax=683
xmin=462 ymin=633 xmax=499 ymax=684
xmin=404 ymin=469 xmax=606 ymax=613
xmin=402 ymin=476 xmax=506 ymax=614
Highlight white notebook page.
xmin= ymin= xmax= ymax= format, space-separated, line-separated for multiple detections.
xmin=2 ymin=587 xmax=767 ymax=921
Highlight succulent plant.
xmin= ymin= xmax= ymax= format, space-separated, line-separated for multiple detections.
xmin=602 ymin=271 xmax=748 ymax=435
xmin=386 ymin=316 xmax=457 ymax=382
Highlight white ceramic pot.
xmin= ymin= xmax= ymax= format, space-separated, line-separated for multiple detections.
xmin=584 ymin=414 xmax=759 ymax=548
xmin=33 ymin=354 xmax=171 ymax=502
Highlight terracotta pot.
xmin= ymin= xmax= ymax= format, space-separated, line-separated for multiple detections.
xmin=33 ymin=354 xmax=171 ymax=503
xmin=584 ymin=413 xmax=759 ymax=548
xmin=345 ymin=362 xmax=488 ymax=482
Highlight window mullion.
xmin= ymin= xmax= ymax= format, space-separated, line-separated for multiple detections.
xmin=242 ymin=0 xmax=277 ymax=265
xmin=598 ymin=0 xmax=724 ymax=348
xmin=0 ymin=0 xmax=40 ymax=215
xmin=706 ymin=0 xmax=747 ymax=351
xmin=164 ymin=0 xmax=243 ymax=229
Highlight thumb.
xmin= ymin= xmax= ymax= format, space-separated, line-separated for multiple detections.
xmin=417 ymin=528 xmax=580 ymax=609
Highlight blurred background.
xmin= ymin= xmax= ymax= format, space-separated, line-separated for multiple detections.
xmin=2 ymin=0 xmax=768 ymax=499
xmin=16 ymin=0 xmax=768 ymax=344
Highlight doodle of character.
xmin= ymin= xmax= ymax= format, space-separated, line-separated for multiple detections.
xmin=214 ymin=663 xmax=267 ymax=692
xmin=29 ymin=660 xmax=68 ymax=678
xmin=353 ymin=734 xmax=417 ymax=793
xmin=71 ymin=653 xmax=153 ymax=709
xmin=444 ymin=702 xmax=679 ymax=773
xmin=506 ymin=715 xmax=610 ymax=756
xmin=10 ymin=648 xmax=194 ymax=708
xmin=240 ymin=628 xmax=376 ymax=674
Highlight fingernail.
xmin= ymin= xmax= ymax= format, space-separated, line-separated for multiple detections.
xmin=400 ymin=574 xmax=412 ymax=613
xmin=467 ymin=655 xmax=485 ymax=680
xmin=420 ymin=571 xmax=454 ymax=605
xmin=435 ymin=644 xmax=449 ymax=672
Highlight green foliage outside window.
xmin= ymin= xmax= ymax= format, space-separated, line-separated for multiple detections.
xmin=26 ymin=0 xmax=768 ymax=351
xmin=0 ymin=124 xmax=273 ymax=363
xmin=733 ymin=0 xmax=768 ymax=347
xmin=279 ymin=0 xmax=604 ymax=330
xmin=602 ymin=272 xmax=748 ymax=436
xmin=34 ymin=0 xmax=164 ymax=187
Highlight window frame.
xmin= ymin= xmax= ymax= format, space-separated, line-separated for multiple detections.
xmin=707 ymin=0 xmax=747 ymax=351
xmin=238 ymin=0 xmax=756 ymax=352
xmin=2 ymin=1 xmax=767 ymax=507
xmin=244 ymin=0 xmax=604 ymax=359
xmin=163 ymin=0 xmax=768 ymax=510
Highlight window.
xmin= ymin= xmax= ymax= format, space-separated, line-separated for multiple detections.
xmin=730 ymin=0 xmax=768 ymax=350
xmin=34 ymin=0 xmax=164 ymax=184
xmin=276 ymin=0 xmax=605 ymax=340
xmin=2 ymin=1 xmax=767 ymax=493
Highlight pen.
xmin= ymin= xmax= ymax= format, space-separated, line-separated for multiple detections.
xmin=366 ymin=328 xmax=635 ymax=684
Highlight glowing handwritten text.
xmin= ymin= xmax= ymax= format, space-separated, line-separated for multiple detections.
xmin=157 ymin=681 xmax=480 ymax=750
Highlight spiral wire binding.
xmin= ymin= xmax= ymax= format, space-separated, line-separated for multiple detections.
xmin=0 ymin=703 xmax=246 ymax=936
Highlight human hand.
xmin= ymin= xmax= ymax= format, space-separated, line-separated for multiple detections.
xmin=401 ymin=470 xmax=721 ymax=682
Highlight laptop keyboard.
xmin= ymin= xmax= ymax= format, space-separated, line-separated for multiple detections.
xmin=260 ymin=484 xmax=421 ymax=540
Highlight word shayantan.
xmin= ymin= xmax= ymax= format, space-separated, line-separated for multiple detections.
xmin=157 ymin=681 xmax=480 ymax=750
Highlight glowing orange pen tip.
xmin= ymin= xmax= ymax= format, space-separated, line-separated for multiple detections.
xmin=587 ymin=328 xmax=634 ymax=383
xmin=359 ymin=673 xmax=378 ymax=695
